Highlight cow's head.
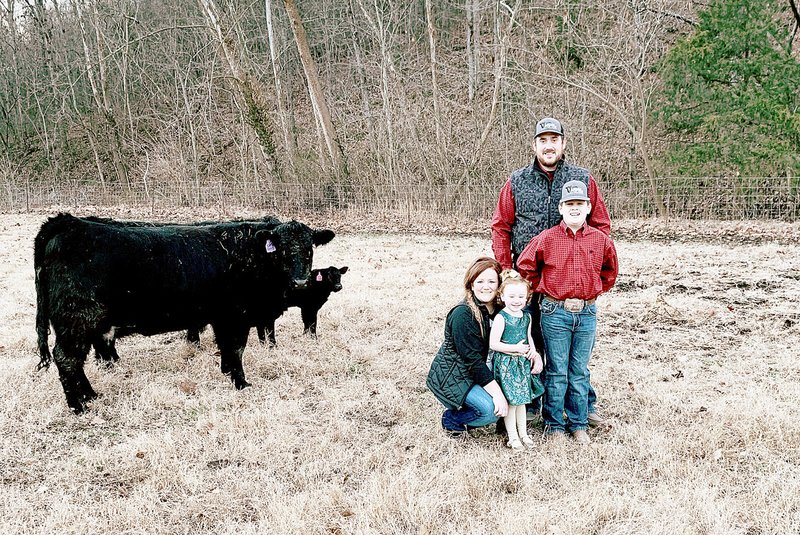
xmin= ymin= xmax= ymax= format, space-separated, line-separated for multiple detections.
xmin=257 ymin=221 xmax=335 ymax=289
xmin=312 ymin=266 xmax=349 ymax=292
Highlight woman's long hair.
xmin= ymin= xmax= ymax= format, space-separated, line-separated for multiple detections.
xmin=462 ymin=256 xmax=502 ymax=336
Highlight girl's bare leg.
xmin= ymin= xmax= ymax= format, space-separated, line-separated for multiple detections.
xmin=505 ymin=405 xmax=524 ymax=449
xmin=504 ymin=405 xmax=520 ymax=441
xmin=518 ymin=405 xmax=534 ymax=447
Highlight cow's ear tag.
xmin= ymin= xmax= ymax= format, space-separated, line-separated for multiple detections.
xmin=316 ymin=272 xmax=323 ymax=282
xmin=265 ymin=240 xmax=277 ymax=253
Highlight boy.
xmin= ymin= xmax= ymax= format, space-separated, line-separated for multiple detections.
xmin=516 ymin=180 xmax=618 ymax=444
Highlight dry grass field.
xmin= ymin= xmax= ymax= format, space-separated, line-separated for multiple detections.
xmin=1 ymin=212 xmax=799 ymax=534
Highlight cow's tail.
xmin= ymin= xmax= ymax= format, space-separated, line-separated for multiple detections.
xmin=35 ymin=264 xmax=52 ymax=371
xmin=33 ymin=215 xmax=71 ymax=371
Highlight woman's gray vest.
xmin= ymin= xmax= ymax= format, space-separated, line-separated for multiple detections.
xmin=510 ymin=160 xmax=590 ymax=259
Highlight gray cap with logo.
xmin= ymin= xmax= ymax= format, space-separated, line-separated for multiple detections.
xmin=535 ymin=117 xmax=564 ymax=138
xmin=561 ymin=180 xmax=590 ymax=202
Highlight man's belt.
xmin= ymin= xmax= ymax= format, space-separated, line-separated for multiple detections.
xmin=543 ymin=294 xmax=596 ymax=313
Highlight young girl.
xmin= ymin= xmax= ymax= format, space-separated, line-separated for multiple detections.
xmin=489 ymin=270 xmax=544 ymax=450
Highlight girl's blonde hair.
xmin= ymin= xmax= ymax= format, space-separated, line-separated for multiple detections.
xmin=497 ymin=269 xmax=531 ymax=306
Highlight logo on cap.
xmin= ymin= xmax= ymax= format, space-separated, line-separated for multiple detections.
xmin=565 ymin=184 xmax=582 ymax=195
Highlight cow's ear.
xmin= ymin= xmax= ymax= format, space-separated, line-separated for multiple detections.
xmin=312 ymin=229 xmax=335 ymax=246
xmin=339 ymin=266 xmax=349 ymax=274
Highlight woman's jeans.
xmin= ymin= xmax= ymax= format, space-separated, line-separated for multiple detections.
xmin=441 ymin=384 xmax=498 ymax=431
xmin=540 ymin=299 xmax=597 ymax=434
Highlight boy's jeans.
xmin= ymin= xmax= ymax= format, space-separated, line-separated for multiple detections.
xmin=441 ymin=384 xmax=499 ymax=431
xmin=524 ymin=297 xmax=597 ymax=416
xmin=540 ymin=299 xmax=597 ymax=434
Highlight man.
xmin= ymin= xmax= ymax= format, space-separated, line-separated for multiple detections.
xmin=491 ymin=117 xmax=611 ymax=427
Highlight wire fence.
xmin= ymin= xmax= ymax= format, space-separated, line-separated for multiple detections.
xmin=2 ymin=176 xmax=799 ymax=221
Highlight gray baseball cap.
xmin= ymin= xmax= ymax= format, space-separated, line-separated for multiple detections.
xmin=561 ymin=180 xmax=590 ymax=202
xmin=535 ymin=117 xmax=564 ymax=138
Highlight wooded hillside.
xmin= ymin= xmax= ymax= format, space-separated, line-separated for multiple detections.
xmin=1 ymin=0 xmax=798 ymax=216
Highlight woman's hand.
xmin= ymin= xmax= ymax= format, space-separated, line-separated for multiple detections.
xmin=483 ymin=380 xmax=508 ymax=417
xmin=492 ymin=393 xmax=509 ymax=418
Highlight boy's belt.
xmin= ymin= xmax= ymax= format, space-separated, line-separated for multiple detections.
xmin=543 ymin=295 xmax=596 ymax=313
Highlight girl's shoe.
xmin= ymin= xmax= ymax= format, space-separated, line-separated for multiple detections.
xmin=506 ymin=438 xmax=524 ymax=451
xmin=521 ymin=435 xmax=535 ymax=449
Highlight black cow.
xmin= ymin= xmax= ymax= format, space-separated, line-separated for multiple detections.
xmin=255 ymin=265 xmax=349 ymax=346
xmin=35 ymin=213 xmax=334 ymax=414
xmin=76 ymin=216 xmax=280 ymax=363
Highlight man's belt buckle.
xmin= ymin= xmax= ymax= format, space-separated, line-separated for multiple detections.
xmin=563 ymin=298 xmax=584 ymax=312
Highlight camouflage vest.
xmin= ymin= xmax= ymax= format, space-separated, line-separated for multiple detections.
xmin=510 ymin=159 xmax=590 ymax=259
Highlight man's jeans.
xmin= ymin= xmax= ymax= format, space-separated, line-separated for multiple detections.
xmin=441 ymin=384 xmax=498 ymax=431
xmin=525 ymin=295 xmax=597 ymax=415
xmin=540 ymin=299 xmax=597 ymax=434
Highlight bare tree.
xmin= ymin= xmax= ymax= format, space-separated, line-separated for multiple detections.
xmin=1 ymin=0 xmax=24 ymax=151
xmin=465 ymin=0 xmax=479 ymax=105
xmin=426 ymin=0 xmax=443 ymax=147
xmin=265 ymin=0 xmax=297 ymax=166
xmin=71 ymin=0 xmax=131 ymax=188
xmin=284 ymin=0 xmax=348 ymax=180
xmin=475 ymin=0 xmax=520 ymax=159
xmin=198 ymin=0 xmax=284 ymax=181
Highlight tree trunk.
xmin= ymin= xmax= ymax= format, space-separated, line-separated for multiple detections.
xmin=637 ymin=100 xmax=667 ymax=219
xmin=474 ymin=0 xmax=519 ymax=160
xmin=425 ymin=0 xmax=443 ymax=147
xmin=3 ymin=0 xmax=24 ymax=146
xmin=348 ymin=0 xmax=377 ymax=158
xmin=72 ymin=0 xmax=129 ymax=189
xmin=198 ymin=0 xmax=284 ymax=181
xmin=284 ymin=0 xmax=348 ymax=180
xmin=466 ymin=0 xmax=479 ymax=106
xmin=265 ymin=0 xmax=297 ymax=167
xmin=356 ymin=0 xmax=394 ymax=182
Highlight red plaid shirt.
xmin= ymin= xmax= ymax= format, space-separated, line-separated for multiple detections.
xmin=491 ymin=174 xmax=611 ymax=270
xmin=516 ymin=222 xmax=618 ymax=301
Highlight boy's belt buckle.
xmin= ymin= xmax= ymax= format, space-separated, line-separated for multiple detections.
xmin=563 ymin=298 xmax=584 ymax=312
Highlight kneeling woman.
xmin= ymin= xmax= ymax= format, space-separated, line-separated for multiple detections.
xmin=427 ymin=257 xmax=509 ymax=436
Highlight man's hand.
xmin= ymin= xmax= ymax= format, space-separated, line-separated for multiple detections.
xmin=529 ymin=350 xmax=544 ymax=374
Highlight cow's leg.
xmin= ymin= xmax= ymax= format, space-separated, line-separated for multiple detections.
xmin=213 ymin=323 xmax=251 ymax=390
xmin=256 ymin=325 xmax=267 ymax=345
xmin=301 ymin=307 xmax=319 ymax=337
xmin=258 ymin=317 xmax=277 ymax=347
xmin=93 ymin=328 xmax=120 ymax=367
xmin=266 ymin=318 xmax=277 ymax=347
xmin=52 ymin=336 xmax=95 ymax=414
xmin=186 ymin=327 xmax=201 ymax=346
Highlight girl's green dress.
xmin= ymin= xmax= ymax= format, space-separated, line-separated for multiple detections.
xmin=490 ymin=309 xmax=544 ymax=405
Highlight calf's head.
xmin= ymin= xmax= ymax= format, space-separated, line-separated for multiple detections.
xmin=257 ymin=221 xmax=335 ymax=288
xmin=312 ymin=266 xmax=349 ymax=292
